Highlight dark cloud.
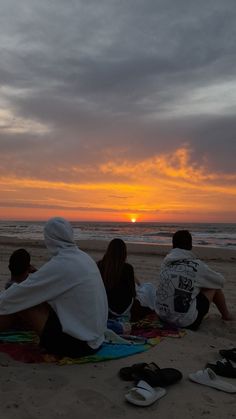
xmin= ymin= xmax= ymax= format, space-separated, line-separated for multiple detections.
xmin=0 ymin=0 xmax=236 ymax=181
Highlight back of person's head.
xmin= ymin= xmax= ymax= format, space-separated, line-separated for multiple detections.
xmin=99 ymin=238 xmax=127 ymax=288
xmin=105 ymin=238 xmax=127 ymax=263
xmin=172 ymin=230 xmax=192 ymax=250
xmin=44 ymin=217 xmax=75 ymax=255
xmin=8 ymin=248 xmax=31 ymax=276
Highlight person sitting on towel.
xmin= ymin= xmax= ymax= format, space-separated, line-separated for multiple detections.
xmin=155 ymin=230 xmax=233 ymax=330
xmin=98 ymin=238 xmax=152 ymax=322
xmin=0 ymin=217 xmax=108 ymax=357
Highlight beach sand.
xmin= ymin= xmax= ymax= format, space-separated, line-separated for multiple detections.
xmin=0 ymin=238 xmax=236 ymax=419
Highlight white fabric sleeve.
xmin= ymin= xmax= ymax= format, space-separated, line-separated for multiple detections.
xmin=0 ymin=260 xmax=76 ymax=315
xmin=194 ymin=261 xmax=225 ymax=289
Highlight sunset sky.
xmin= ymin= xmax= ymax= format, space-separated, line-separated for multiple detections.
xmin=0 ymin=1 xmax=236 ymax=222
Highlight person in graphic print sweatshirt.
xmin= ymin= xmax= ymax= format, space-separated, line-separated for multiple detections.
xmin=0 ymin=217 xmax=108 ymax=357
xmin=155 ymin=230 xmax=232 ymax=330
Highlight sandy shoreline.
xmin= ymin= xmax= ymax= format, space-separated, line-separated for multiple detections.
xmin=0 ymin=238 xmax=236 ymax=418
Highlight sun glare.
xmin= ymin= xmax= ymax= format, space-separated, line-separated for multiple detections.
xmin=131 ymin=218 xmax=136 ymax=223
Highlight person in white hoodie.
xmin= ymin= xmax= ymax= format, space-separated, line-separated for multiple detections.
xmin=155 ymin=230 xmax=232 ymax=330
xmin=0 ymin=217 xmax=108 ymax=357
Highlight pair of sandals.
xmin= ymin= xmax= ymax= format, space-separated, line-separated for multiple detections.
xmin=189 ymin=348 xmax=236 ymax=394
xmin=206 ymin=348 xmax=236 ymax=379
xmin=119 ymin=362 xmax=182 ymax=406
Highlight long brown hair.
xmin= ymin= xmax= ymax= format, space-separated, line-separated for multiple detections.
xmin=98 ymin=238 xmax=127 ymax=289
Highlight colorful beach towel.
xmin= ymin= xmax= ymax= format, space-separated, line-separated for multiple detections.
xmin=0 ymin=314 xmax=184 ymax=364
xmin=0 ymin=331 xmax=160 ymax=364
xmin=131 ymin=313 xmax=186 ymax=339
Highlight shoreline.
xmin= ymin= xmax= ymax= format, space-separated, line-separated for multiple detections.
xmin=0 ymin=236 xmax=236 ymax=261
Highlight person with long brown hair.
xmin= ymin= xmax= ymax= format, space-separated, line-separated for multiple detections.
xmin=97 ymin=238 xmax=136 ymax=318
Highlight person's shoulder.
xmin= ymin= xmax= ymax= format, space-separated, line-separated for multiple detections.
xmin=123 ymin=262 xmax=134 ymax=275
xmin=124 ymin=262 xmax=133 ymax=269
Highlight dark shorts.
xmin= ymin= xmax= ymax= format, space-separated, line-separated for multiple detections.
xmin=40 ymin=309 xmax=98 ymax=358
xmin=187 ymin=293 xmax=210 ymax=331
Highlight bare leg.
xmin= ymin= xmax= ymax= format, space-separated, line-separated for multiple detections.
xmin=201 ymin=288 xmax=233 ymax=320
xmin=17 ymin=303 xmax=50 ymax=335
xmin=0 ymin=303 xmax=50 ymax=336
xmin=213 ymin=289 xmax=233 ymax=320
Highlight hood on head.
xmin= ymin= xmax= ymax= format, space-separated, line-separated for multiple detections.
xmin=44 ymin=217 xmax=76 ymax=255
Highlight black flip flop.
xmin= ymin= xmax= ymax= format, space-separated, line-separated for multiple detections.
xmin=119 ymin=362 xmax=148 ymax=381
xmin=206 ymin=359 xmax=236 ymax=378
xmin=137 ymin=362 xmax=182 ymax=387
xmin=219 ymin=348 xmax=236 ymax=363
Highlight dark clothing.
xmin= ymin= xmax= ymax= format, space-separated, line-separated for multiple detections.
xmin=130 ymin=299 xmax=154 ymax=322
xmin=5 ymin=279 xmax=15 ymax=290
xmin=40 ymin=309 xmax=98 ymax=358
xmin=97 ymin=262 xmax=136 ymax=315
xmin=186 ymin=292 xmax=210 ymax=331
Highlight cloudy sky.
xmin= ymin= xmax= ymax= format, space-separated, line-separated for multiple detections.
xmin=0 ymin=0 xmax=236 ymax=222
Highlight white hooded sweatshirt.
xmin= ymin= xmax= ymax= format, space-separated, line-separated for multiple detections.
xmin=155 ymin=248 xmax=224 ymax=327
xmin=0 ymin=217 xmax=108 ymax=349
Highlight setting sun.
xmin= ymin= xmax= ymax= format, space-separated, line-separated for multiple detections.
xmin=131 ymin=218 xmax=137 ymax=223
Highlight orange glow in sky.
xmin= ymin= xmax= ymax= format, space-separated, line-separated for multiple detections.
xmin=0 ymin=147 xmax=235 ymax=222
xmin=1 ymin=3 xmax=236 ymax=226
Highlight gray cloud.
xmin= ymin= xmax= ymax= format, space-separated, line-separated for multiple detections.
xmin=0 ymin=0 xmax=236 ymax=182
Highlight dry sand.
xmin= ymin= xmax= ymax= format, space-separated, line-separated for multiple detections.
xmin=0 ymin=237 xmax=236 ymax=419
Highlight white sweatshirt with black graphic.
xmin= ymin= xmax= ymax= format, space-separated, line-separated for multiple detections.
xmin=155 ymin=248 xmax=224 ymax=327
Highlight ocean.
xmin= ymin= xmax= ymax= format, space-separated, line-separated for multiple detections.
xmin=0 ymin=221 xmax=236 ymax=250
